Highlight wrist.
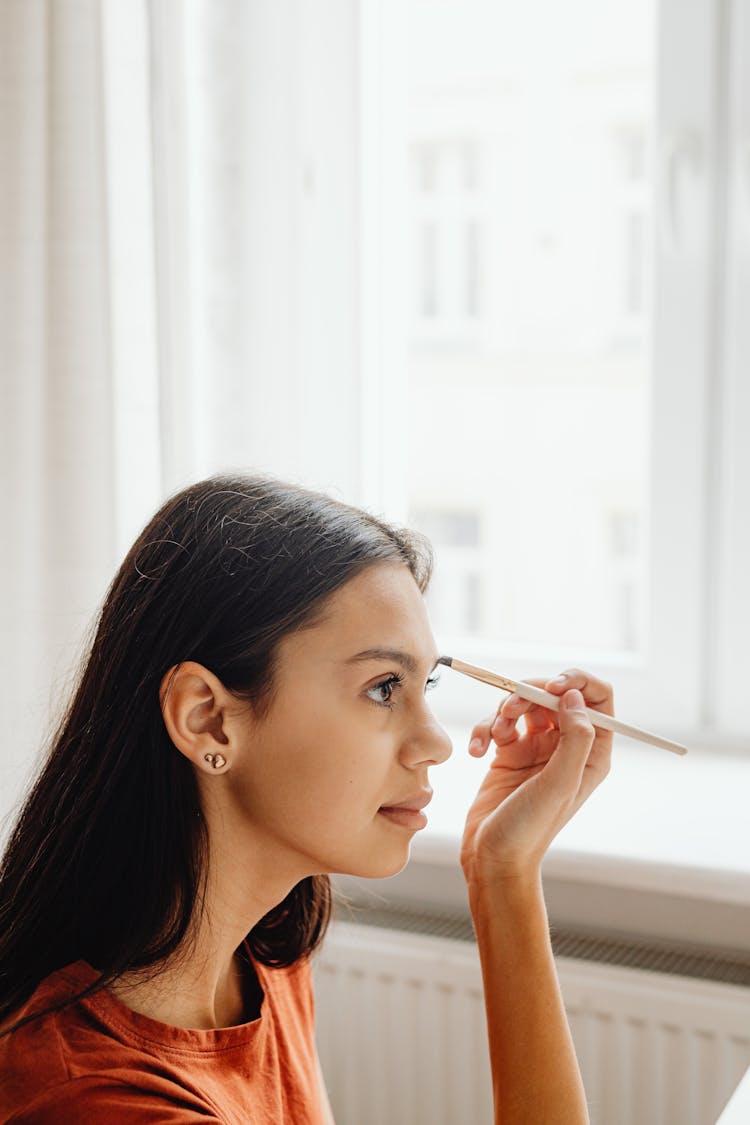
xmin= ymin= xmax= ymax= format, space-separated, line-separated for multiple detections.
xmin=466 ymin=864 xmax=544 ymax=920
xmin=468 ymin=874 xmax=554 ymax=977
xmin=463 ymin=853 xmax=542 ymax=899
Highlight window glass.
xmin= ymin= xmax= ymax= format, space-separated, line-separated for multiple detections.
xmin=406 ymin=0 xmax=654 ymax=655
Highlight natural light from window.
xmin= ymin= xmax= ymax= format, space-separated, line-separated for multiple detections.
xmin=404 ymin=0 xmax=654 ymax=660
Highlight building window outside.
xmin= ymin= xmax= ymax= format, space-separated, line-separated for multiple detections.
xmin=410 ymin=507 xmax=484 ymax=636
xmin=411 ymin=138 xmax=485 ymax=337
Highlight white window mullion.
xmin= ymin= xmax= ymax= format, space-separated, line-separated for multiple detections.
xmin=357 ymin=0 xmax=411 ymax=520
xmin=716 ymin=0 xmax=750 ymax=738
xmin=641 ymin=0 xmax=717 ymax=733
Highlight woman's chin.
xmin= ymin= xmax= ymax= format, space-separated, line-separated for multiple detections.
xmin=344 ymin=842 xmax=413 ymax=881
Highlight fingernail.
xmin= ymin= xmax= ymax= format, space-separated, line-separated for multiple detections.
xmin=469 ymin=738 xmax=483 ymax=753
xmin=563 ymin=689 xmax=585 ymax=711
xmin=550 ymin=675 xmax=568 ymax=685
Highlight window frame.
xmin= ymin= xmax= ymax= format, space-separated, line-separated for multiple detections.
xmin=715 ymin=0 xmax=750 ymax=737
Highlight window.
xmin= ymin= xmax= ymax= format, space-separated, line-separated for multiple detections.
xmin=359 ymin=0 xmax=750 ymax=743
xmin=410 ymin=507 xmax=484 ymax=634
xmin=614 ymin=126 xmax=650 ymax=336
xmin=145 ymin=0 xmax=748 ymax=745
xmin=410 ymin=139 xmax=485 ymax=335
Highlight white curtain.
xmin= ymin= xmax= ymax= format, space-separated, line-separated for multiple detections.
xmin=0 ymin=0 xmax=362 ymax=835
xmin=0 ymin=0 xmax=141 ymax=831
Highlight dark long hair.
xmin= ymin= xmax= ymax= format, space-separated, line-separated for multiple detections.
xmin=0 ymin=472 xmax=433 ymax=1035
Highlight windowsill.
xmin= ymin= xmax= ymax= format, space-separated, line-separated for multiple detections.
xmin=421 ymin=733 xmax=750 ymax=901
xmin=334 ymin=732 xmax=750 ymax=953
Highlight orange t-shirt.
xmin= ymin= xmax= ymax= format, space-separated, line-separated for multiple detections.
xmin=0 ymin=950 xmax=326 ymax=1123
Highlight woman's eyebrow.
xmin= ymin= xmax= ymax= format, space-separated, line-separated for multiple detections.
xmin=344 ymin=648 xmax=441 ymax=675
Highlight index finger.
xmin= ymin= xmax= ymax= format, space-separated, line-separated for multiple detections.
xmin=543 ymin=669 xmax=614 ymax=715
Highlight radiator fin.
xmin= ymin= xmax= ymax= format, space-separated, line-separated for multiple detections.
xmin=315 ymin=916 xmax=750 ymax=1125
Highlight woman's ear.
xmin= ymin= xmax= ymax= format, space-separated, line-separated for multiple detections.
xmin=159 ymin=661 xmax=231 ymax=773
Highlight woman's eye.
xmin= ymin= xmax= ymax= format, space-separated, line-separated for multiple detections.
xmin=365 ymin=671 xmax=441 ymax=709
xmin=366 ymin=676 xmax=401 ymax=708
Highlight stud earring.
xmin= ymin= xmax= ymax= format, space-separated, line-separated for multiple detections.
xmin=204 ymin=752 xmax=226 ymax=769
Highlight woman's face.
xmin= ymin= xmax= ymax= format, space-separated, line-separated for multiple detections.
xmin=227 ymin=562 xmax=453 ymax=880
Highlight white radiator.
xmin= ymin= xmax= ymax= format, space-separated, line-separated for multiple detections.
xmin=313 ymin=914 xmax=750 ymax=1125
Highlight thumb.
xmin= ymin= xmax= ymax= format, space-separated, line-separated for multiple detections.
xmin=546 ymin=688 xmax=596 ymax=790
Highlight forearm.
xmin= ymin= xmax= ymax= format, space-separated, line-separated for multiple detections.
xmin=469 ymin=873 xmax=589 ymax=1125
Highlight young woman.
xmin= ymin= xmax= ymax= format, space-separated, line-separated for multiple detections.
xmin=0 ymin=472 xmax=613 ymax=1123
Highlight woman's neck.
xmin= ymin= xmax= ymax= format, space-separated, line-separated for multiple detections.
xmin=109 ymin=947 xmax=262 ymax=1029
xmin=108 ymin=798 xmax=306 ymax=1029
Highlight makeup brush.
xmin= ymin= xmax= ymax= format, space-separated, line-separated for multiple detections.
xmin=437 ymin=656 xmax=688 ymax=756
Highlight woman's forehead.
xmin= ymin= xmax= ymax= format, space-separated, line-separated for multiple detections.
xmin=335 ymin=563 xmax=420 ymax=607
xmin=282 ymin=565 xmax=434 ymax=663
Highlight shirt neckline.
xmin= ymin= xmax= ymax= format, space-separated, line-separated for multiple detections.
xmin=55 ymin=948 xmax=270 ymax=1054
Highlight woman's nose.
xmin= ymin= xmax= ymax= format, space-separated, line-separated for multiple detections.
xmin=401 ymin=712 xmax=453 ymax=767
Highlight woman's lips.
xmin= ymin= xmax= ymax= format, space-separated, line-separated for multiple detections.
xmin=378 ymin=789 xmax=431 ymax=830
xmin=377 ymin=806 xmax=429 ymax=830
